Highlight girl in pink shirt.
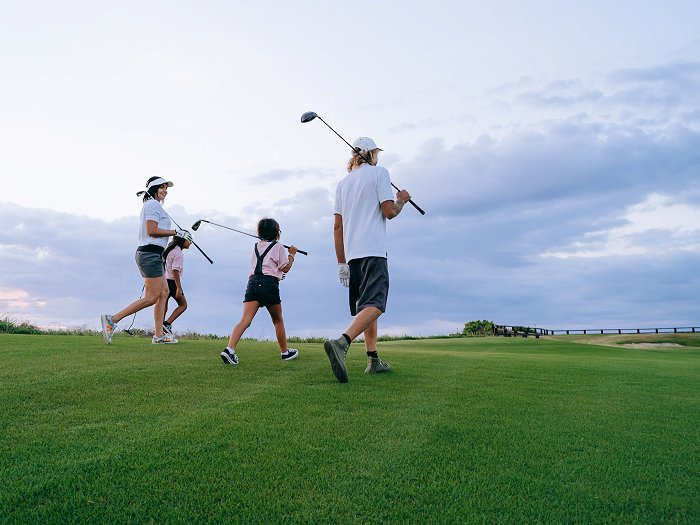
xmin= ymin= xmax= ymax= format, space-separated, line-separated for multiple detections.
xmin=163 ymin=232 xmax=192 ymax=335
xmin=221 ymin=218 xmax=299 ymax=365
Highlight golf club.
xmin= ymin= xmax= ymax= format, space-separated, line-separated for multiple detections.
xmin=192 ymin=219 xmax=308 ymax=256
xmin=136 ymin=191 xmax=214 ymax=264
xmin=123 ymin=285 xmax=145 ymax=336
xmin=300 ymin=111 xmax=426 ymax=215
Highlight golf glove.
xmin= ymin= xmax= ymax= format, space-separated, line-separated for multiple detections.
xmin=175 ymin=229 xmax=193 ymax=242
xmin=338 ymin=263 xmax=350 ymax=288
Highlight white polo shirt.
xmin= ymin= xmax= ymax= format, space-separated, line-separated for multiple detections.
xmin=334 ymin=164 xmax=395 ymax=262
xmin=138 ymin=199 xmax=171 ymax=248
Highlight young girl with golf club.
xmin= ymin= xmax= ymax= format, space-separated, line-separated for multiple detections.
xmin=163 ymin=232 xmax=192 ymax=336
xmin=220 ymin=218 xmax=299 ymax=365
xmin=101 ymin=176 xmax=192 ymax=345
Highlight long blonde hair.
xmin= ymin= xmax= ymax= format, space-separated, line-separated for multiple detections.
xmin=347 ymin=149 xmax=379 ymax=172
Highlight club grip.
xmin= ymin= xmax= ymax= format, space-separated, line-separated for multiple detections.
xmin=284 ymin=245 xmax=308 ymax=256
xmin=407 ymin=199 xmax=425 ymax=215
xmin=391 ymin=183 xmax=425 ymax=215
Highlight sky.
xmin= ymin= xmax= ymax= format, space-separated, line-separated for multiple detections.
xmin=2 ymin=1 xmax=700 ymax=338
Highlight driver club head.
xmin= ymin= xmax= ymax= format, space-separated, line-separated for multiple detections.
xmin=300 ymin=111 xmax=318 ymax=123
xmin=191 ymin=220 xmax=202 ymax=231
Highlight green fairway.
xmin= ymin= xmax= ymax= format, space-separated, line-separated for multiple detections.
xmin=1 ymin=335 xmax=699 ymax=524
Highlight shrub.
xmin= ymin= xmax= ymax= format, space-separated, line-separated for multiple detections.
xmin=462 ymin=320 xmax=494 ymax=337
xmin=0 ymin=316 xmax=43 ymax=335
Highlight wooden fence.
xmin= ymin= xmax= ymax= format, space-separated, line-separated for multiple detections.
xmin=493 ymin=325 xmax=699 ymax=338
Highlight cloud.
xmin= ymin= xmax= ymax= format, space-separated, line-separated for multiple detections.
xmin=541 ymin=193 xmax=700 ymax=259
xmin=0 ymin=288 xmax=47 ymax=310
xmin=3 ymin=59 xmax=700 ymax=336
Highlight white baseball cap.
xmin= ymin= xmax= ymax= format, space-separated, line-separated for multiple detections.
xmin=352 ymin=137 xmax=382 ymax=152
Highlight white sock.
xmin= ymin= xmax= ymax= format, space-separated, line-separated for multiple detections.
xmin=226 ymin=347 xmax=236 ymax=353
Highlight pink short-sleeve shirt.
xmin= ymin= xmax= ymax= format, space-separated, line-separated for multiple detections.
xmin=165 ymin=246 xmax=184 ymax=280
xmin=249 ymin=241 xmax=288 ymax=280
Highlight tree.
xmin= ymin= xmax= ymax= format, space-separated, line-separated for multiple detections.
xmin=462 ymin=320 xmax=494 ymax=337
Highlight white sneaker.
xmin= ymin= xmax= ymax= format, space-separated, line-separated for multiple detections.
xmin=100 ymin=314 xmax=116 ymax=344
xmin=152 ymin=333 xmax=178 ymax=344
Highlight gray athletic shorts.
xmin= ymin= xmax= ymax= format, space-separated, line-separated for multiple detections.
xmin=135 ymin=248 xmax=165 ymax=278
xmin=348 ymin=257 xmax=389 ymax=316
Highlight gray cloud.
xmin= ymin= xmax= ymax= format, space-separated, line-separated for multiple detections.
xmin=3 ymin=59 xmax=700 ymax=336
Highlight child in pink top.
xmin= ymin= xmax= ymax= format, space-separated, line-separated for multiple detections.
xmin=220 ymin=218 xmax=299 ymax=365
xmin=163 ymin=233 xmax=192 ymax=335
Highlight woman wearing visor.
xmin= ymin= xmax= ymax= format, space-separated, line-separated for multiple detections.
xmin=101 ymin=176 xmax=191 ymax=345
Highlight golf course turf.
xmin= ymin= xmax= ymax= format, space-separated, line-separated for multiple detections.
xmin=1 ymin=334 xmax=698 ymax=523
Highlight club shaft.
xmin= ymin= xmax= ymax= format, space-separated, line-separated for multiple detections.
xmin=317 ymin=116 xmax=359 ymax=157
xmin=315 ymin=116 xmax=426 ymax=215
xmin=149 ymin=196 xmax=214 ymax=264
xmin=174 ymin=230 xmax=214 ymax=265
xmin=200 ymin=220 xmax=308 ymax=256
xmin=168 ymin=221 xmax=214 ymax=264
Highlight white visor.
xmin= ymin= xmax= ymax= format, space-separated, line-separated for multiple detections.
xmin=147 ymin=177 xmax=174 ymax=190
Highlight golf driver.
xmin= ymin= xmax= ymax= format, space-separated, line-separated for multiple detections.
xmin=300 ymin=111 xmax=425 ymax=215
xmin=136 ymin=191 xmax=214 ymax=264
xmin=192 ymin=219 xmax=308 ymax=256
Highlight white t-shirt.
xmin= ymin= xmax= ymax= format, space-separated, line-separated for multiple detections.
xmin=334 ymin=164 xmax=395 ymax=262
xmin=138 ymin=199 xmax=171 ymax=248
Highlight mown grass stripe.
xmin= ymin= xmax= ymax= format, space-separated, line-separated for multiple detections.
xmin=1 ymin=334 xmax=698 ymax=524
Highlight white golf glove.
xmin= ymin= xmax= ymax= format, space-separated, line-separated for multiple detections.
xmin=175 ymin=229 xmax=193 ymax=242
xmin=338 ymin=263 xmax=350 ymax=288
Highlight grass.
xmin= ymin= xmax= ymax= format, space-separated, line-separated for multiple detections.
xmin=1 ymin=334 xmax=699 ymax=524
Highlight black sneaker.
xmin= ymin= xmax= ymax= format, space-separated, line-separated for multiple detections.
xmin=220 ymin=348 xmax=239 ymax=365
xmin=281 ymin=349 xmax=299 ymax=361
xmin=163 ymin=322 xmax=173 ymax=335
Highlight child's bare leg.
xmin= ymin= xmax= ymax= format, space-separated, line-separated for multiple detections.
xmin=267 ymin=304 xmax=287 ymax=353
xmin=227 ymin=302 xmax=259 ymax=349
xmin=165 ymin=296 xmax=188 ymax=325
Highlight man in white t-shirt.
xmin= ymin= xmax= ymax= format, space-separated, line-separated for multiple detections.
xmin=323 ymin=137 xmax=411 ymax=383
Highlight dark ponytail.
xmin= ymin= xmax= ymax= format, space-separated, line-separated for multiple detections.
xmin=163 ymin=236 xmax=187 ymax=263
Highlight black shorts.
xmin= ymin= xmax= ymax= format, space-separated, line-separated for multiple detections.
xmin=348 ymin=257 xmax=389 ymax=316
xmin=244 ymin=274 xmax=281 ymax=308
xmin=167 ymin=279 xmax=177 ymax=299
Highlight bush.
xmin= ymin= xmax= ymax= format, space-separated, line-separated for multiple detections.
xmin=0 ymin=316 xmax=43 ymax=335
xmin=462 ymin=320 xmax=494 ymax=337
